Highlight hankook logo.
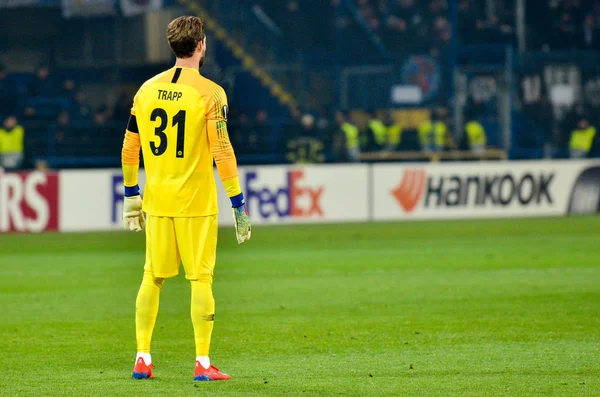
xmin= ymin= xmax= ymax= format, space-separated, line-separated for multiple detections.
xmin=391 ymin=169 xmax=555 ymax=213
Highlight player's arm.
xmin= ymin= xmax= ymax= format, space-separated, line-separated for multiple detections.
xmin=121 ymin=109 xmax=146 ymax=232
xmin=207 ymin=87 xmax=251 ymax=244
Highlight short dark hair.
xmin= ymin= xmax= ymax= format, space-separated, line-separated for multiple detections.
xmin=167 ymin=16 xmax=205 ymax=59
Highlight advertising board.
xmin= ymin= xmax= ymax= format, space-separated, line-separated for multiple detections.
xmin=0 ymin=171 xmax=59 ymax=232
xmin=372 ymin=161 xmax=600 ymax=221
xmin=1 ymin=161 xmax=598 ymax=233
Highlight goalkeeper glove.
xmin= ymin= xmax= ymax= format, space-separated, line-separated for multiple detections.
xmin=123 ymin=185 xmax=146 ymax=232
xmin=231 ymin=193 xmax=251 ymax=244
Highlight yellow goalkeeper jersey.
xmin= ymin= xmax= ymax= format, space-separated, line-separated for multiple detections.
xmin=122 ymin=66 xmax=240 ymax=217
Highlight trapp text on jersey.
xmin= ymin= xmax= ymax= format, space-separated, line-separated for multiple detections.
xmin=157 ymin=89 xmax=183 ymax=101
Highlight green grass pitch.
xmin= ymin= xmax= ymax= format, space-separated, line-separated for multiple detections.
xmin=1 ymin=216 xmax=599 ymax=396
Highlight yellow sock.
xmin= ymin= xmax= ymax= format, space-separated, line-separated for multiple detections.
xmin=135 ymin=270 xmax=164 ymax=353
xmin=191 ymin=275 xmax=215 ymax=357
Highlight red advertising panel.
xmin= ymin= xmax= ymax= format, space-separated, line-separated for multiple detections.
xmin=0 ymin=171 xmax=59 ymax=233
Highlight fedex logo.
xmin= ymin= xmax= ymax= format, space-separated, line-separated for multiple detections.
xmin=246 ymin=170 xmax=324 ymax=219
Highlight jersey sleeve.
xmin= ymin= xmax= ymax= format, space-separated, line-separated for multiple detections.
xmin=122 ymin=90 xmax=141 ymax=193
xmin=205 ymin=85 xmax=229 ymax=121
xmin=206 ymin=86 xmax=241 ymax=198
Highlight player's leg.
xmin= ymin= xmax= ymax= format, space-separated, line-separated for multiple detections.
xmin=175 ymin=215 xmax=229 ymax=380
xmin=133 ymin=270 xmax=164 ymax=379
xmin=133 ymin=215 xmax=180 ymax=379
xmin=190 ymin=274 xmax=216 ymax=372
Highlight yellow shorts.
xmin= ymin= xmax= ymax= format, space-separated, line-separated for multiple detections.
xmin=144 ymin=215 xmax=218 ymax=280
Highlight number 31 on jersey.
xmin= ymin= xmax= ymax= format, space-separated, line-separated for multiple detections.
xmin=150 ymin=107 xmax=186 ymax=158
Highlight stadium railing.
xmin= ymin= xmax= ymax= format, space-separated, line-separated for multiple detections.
xmin=359 ymin=149 xmax=507 ymax=162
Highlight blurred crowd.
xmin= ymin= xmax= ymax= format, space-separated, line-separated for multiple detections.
xmin=0 ymin=57 xmax=491 ymax=169
xmin=459 ymin=0 xmax=515 ymax=45
xmin=253 ymin=0 xmax=516 ymax=59
xmin=520 ymin=98 xmax=600 ymax=158
xmin=4 ymin=0 xmax=600 ymax=169
xmin=227 ymin=106 xmax=492 ymax=164
xmin=1 ymin=60 xmax=597 ymax=170
xmin=353 ymin=0 xmax=454 ymax=55
xmin=251 ymin=0 xmax=600 ymax=54
xmin=528 ymin=0 xmax=600 ymax=50
xmin=330 ymin=106 xmax=492 ymax=162
xmin=562 ymin=102 xmax=600 ymax=158
xmin=0 ymin=63 xmax=131 ymax=169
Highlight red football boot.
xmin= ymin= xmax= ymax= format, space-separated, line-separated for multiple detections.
xmin=132 ymin=357 xmax=155 ymax=379
xmin=194 ymin=361 xmax=231 ymax=381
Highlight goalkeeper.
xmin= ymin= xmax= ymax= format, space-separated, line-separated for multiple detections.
xmin=121 ymin=15 xmax=251 ymax=382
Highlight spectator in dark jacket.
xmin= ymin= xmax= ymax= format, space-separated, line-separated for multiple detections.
xmin=61 ymin=79 xmax=77 ymax=102
xmin=0 ymin=64 xmax=18 ymax=115
xmin=70 ymin=91 xmax=92 ymax=122
xmin=27 ymin=65 xmax=58 ymax=97
xmin=54 ymin=111 xmax=75 ymax=156
xmin=581 ymin=14 xmax=600 ymax=49
xmin=112 ymin=92 xmax=132 ymax=124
